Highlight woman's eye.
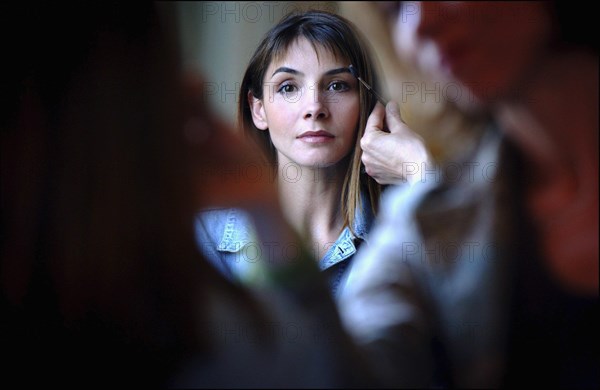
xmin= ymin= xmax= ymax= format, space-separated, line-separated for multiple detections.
xmin=277 ymin=84 xmax=298 ymax=94
xmin=328 ymin=81 xmax=349 ymax=92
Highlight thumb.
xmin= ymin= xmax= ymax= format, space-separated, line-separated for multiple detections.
xmin=385 ymin=101 xmax=404 ymax=132
xmin=365 ymin=101 xmax=386 ymax=133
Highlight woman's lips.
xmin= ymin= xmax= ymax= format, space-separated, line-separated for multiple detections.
xmin=297 ymin=130 xmax=335 ymax=143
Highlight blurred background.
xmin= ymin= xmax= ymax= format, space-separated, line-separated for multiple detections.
xmin=176 ymin=1 xmax=339 ymax=125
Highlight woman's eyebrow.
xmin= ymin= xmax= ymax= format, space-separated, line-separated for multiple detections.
xmin=271 ymin=66 xmax=302 ymax=77
xmin=324 ymin=67 xmax=352 ymax=76
xmin=271 ymin=67 xmax=351 ymax=77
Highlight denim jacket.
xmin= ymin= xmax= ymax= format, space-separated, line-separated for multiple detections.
xmin=195 ymin=191 xmax=375 ymax=299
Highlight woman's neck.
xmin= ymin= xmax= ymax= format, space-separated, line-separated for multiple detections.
xmin=277 ymin=163 xmax=347 ymax=260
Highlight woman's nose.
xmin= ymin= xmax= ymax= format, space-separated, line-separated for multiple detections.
xmin=303 ymin=87 xmax=329 ymax=120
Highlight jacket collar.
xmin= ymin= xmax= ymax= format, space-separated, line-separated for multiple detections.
xmin=219 ymin=189 xmax=375 ymax=252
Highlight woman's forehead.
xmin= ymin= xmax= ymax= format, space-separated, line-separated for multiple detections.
xmin=271 ymin=37 xmax=347 ymax=66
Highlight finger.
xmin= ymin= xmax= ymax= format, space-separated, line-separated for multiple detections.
xmin=364 ymin=101 xmax=386 ymax=133
xmin=385 ymin=101 xmax=404 ymax=132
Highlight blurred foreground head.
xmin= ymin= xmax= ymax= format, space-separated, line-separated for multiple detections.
xmin=1 ymin=3 xmax=266 ymax=385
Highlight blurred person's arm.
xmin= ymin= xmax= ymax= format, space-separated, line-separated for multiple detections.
xmin=338 ymin=183 xmax=437 ymax=388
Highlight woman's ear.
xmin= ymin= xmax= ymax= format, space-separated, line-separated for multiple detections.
xmin=249 ymin=91 xmax=268 ymax=130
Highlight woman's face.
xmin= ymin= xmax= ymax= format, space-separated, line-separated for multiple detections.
xmin=392 ymin=1 xmax=552 ymax=104
xmin=250 ymin=37 xmax=360 ymax=169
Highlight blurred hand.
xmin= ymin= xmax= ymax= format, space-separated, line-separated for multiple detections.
xmin=361 ymin=101 xmax=431 ymax=185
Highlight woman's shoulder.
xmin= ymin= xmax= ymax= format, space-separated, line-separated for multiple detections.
xmin=196 ymin=207 xmax=252 ymax=229
xmin=195 ymin=207 xmax=258 ymax=249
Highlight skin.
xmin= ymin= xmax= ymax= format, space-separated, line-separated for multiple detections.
xmin=250 ymin=37 xmax=359 ymax=169
xmin=249 ymin=37 xmax=361 ymax=257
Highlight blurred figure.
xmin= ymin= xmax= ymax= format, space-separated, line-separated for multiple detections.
xmin=1 ymin=3 xmax=375 ymax=387
xmin=395 ymin=1 xmax=598 ymax=294
xmin=339 ymin=1 xmax=598 ymax=388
